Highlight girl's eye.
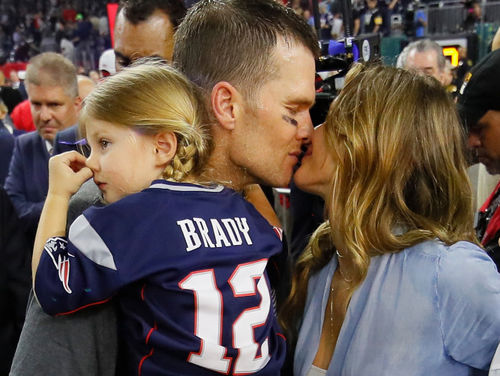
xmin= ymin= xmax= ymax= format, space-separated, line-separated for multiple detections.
xmin=99 ymin=140 xmax=110 ymax=149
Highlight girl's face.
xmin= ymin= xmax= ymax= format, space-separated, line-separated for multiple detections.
xmin=294 ymin=123 xmax=335 ymax=199
xmin=85 ymin=119 xmax=164 ymax=204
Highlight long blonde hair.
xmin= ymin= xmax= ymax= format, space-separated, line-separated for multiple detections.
xmin=79 ymin=60 xmax=212 ymax=182
xmin=281 ymin=63 xmax=476 ymax=338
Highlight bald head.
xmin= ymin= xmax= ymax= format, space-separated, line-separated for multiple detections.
xmin=77 ymin=75 xmax=96 ymax=100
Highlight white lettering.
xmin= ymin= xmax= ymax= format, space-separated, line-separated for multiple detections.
xmin=235 ymin=217 xmax=253 ymax=245
xmin=221 ymin=218 xmax=242 ymax=245
xmin=211 ymin=219 xmax=231 ymax=247
xmin=177 ymin=219 xmax=202 ymax=252
xmin=177 ymin=217 xmax=253 ymax=252
xmin=194 ymin=218 xmax=215 ymax=248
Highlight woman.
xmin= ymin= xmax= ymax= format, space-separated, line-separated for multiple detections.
xmin=282 ymin=64 xmax=500 ymax=375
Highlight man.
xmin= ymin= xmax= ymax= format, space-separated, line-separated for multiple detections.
xmin=458 ymin=49 xmax=500 ymax=270
xmin=174 ymin=0 xmax=317 ymax=190
xmin=114 ymin=0 xmax=186 ymax=69
xmin=4 ymin=52 xmax=80 ymax=242
xmin=357 ymin=0 xmax=390 ymax=36
xmin=397 ymin=38 xmax=447 ymax=85
xmin=10 ymin=1 xmax=317 ymax=375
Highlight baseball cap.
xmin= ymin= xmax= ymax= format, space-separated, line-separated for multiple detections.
xmin=98 ymin=49 xmax=116 ymax=77
xmin=457 ymin=49 xmax=500 ymax=130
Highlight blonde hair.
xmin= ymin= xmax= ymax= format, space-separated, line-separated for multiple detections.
xmin=79 ymin=60 xmax=212 ymax=182
xmin=281 ymin=63 xmax=476 ymax=338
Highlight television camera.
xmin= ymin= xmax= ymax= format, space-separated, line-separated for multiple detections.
xmin=309 ymin=0 xmax=381 ymax=125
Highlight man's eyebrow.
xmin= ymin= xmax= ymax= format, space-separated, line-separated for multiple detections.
xmin=288 ymin=97 xmax=316 ymax=108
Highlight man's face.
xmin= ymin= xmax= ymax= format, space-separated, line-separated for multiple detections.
xmin=229 ymin=40 xmax=316 ymax=188
xmin=114 ymin=9 xmax=175 ymax=71
xmin=468 ymin=110 xmax=500 ymax=174
xmin=405 ymin=49 xmax=445 ymax=85
xmin=27 ymin=83 xmax=80 ymax=142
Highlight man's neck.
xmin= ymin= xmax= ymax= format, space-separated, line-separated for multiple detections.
xmin=202 ymin=151 xmax=255 ymax=192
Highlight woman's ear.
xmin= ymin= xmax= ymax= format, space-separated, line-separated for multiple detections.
xmin=211 ymin=81 xmax=243 ymax=131
xmin=154 ymin=131 xmax=177 ymax=167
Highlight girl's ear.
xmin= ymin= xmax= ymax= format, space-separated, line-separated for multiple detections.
xmin=154 ymin=131 xmax=177 ymax=167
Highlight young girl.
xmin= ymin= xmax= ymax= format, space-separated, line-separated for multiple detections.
xmin=33 ymin=61 xmax=286 ymax=375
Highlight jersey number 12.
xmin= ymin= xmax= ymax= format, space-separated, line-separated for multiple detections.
xmin=179 ymin=259 xmax=271 ymax=374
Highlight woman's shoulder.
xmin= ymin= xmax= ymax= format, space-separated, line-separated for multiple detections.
xmin=432 ymin=240 xmax=500 ymax=300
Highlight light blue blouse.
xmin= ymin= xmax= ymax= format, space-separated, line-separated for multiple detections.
xmin=294 ymin=240 xmax=500 ymax=376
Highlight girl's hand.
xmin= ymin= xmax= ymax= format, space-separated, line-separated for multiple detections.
xmin=47 ymin=151 xmax=93 ymax=199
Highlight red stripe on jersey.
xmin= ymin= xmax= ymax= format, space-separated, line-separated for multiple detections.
xmin=137 ymin=348 xmax=154 ymax=376
xmin=276 ymin=332 xmax=287 ymax=341
xmin=54 ymin=297 xmax=112 ymax=316
xmin=145 ymin=322 xmax=158 ymax=345
xmin=272 ymin=227 xmax=283 ymax=241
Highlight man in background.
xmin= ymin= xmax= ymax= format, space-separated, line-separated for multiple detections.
xmin=397 ymin=38 xmax=447 ymax=85
xmin=4 ymin=52 xmax=80 ymax=243
xmin=114 ymin=0 xmax=186 ymax=69
xmin=458 ymin=49 xmax=500 ymax=270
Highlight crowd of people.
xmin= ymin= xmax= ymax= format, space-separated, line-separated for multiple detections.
xmin=1 ymin=0 xmax=500 ymax=375
xmin=0 ymin=0 xmax=115 ymax=72
xmin=0 ymin=0 xmax=489 ymax=76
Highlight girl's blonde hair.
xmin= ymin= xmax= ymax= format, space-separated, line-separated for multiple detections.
xmin=281 ymin=63 xmax=476 ymax=338
xmin=79 ymin=59 xmax=212 ymax=182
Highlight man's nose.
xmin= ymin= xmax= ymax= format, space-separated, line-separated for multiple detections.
xmin=39 ymin=106 xmax=52 ymax=121
xmin=467 ymin=131 xmax=481 ymax=149
xmin=296 ymin=112 xmax=313 ymax=143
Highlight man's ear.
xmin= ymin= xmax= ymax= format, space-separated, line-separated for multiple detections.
xmin=211 ymin=81 xmax=243 ymax=131
xmin=74 ymin=96 xmax=83 ymax=112
xmin=154 ymin=131 xmax=177 ymax=166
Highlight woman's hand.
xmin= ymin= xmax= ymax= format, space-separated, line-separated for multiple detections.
xmin=48 ymin=151 xmax=93 ymax=199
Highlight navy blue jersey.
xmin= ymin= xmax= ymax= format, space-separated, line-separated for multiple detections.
xmin=35 ymin=180 xmax=286 ymax=375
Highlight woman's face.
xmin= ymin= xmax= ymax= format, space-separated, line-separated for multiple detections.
xmin=293 ymin=123 xmax=335 ymax=199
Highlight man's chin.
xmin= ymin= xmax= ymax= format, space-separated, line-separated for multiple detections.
xmin=40 ymin=131 xmax=56 ymax=142
xmin=485 ymin=165 xmax=500 ymax=176
xmin=481 ymin=160 xmax=500 ymax=175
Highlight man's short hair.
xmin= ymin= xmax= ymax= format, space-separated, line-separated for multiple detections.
xmin=118 ymin=0 xmax=186 ymax=28
xmin=25 ymin=52 xmax=78 ymax=98
xmin=397 ymin=39 xmax=446 ymax=72
xmin=173 ymin=0 xmax=319 ymax=99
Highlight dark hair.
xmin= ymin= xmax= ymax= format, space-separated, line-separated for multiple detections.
xmin=118 ymin=0 xmax=186 ymax=28
xmin=173 ymin=0 xmax=319 ymax=98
